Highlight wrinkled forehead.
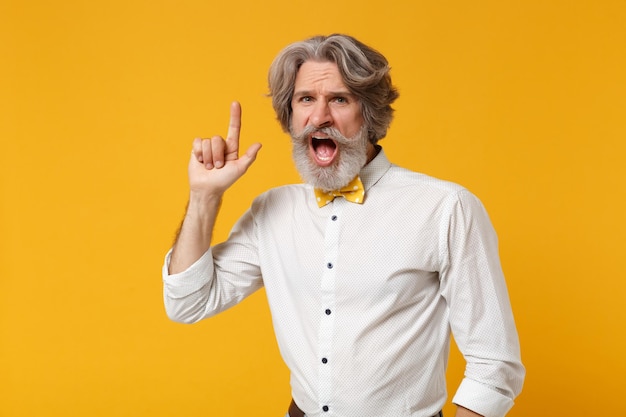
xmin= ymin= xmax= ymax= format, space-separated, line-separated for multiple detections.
xmin=294 ymin=61 xmax=350 ymax=93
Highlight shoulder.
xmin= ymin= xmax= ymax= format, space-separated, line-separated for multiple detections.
xmin=251 ymin=183 xmax=312 ymax=212
xmin=376 ymin=163 xmax=490 ymax=221
xmin=364 ymin=150 xmax=469 ymax=202
xmin=380 ymin=164 xmax=470 ymax=199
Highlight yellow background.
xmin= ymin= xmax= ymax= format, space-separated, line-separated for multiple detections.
xmin=2 ymin=0 xmax=625 ymax=416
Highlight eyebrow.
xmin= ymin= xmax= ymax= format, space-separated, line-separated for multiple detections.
xmin=293 ymin=90 xmax=355 ymax=99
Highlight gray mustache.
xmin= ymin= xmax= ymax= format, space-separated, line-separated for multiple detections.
xmin=291 ymin=125 xmax=351 ymax=144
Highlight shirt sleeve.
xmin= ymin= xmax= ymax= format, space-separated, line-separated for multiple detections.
xmin=439 ymin=189 xmax=525 ymax=417
xmin=162 ymin=208 xmax=264 ymax=324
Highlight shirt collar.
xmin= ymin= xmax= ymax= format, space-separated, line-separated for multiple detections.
xmin=359 ymin=146 xmax=392 ymax=193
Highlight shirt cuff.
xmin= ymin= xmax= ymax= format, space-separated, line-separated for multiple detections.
xmin=452 ymin=378 xmax=514 ymax=417
xmin=162 ymin=248 xmax=214 ymax=299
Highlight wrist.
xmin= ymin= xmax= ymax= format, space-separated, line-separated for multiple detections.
xmin=187 ymin=190 xmax=222 ymax=211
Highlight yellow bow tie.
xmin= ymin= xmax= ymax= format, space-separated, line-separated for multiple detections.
xmin=314 ymin=176 xmax=365 ymax=207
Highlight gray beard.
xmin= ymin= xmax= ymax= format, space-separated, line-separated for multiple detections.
xmin=290 ymin=125 xmax=370 ymax=191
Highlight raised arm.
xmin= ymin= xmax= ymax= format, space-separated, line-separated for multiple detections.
xmin=168 ymin=101 xmax=261 ymax=274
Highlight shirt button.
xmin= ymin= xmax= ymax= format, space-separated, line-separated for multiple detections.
xmin=331 ymin=215 xmax=338 ymax=221
xmin=321 ymin=357 xmax=328 ymax=364
xmin=327 ymin=262 xmax=333 ymax=269
xmin=325 ymin=309 xmax=331 ymax=315
xmin=322 ymin=405 xmax=329 ymax=412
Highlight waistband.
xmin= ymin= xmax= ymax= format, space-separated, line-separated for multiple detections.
xmin=288 ymin=399 xmax=443 ymax=417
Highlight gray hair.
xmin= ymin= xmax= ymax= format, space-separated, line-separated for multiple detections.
xmin=268 ymin=34 xmax=399 ymax=144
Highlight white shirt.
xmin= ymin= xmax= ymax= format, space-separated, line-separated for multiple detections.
xmin=162 ymin=149 xmax=525 ymax=417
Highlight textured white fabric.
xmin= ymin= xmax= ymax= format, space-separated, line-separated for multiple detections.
xmin=163 ymin=149 xmax=525 ymax=417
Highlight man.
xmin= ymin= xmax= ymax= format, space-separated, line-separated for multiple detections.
xmin=163 ymin=34 xmax=525 ymax=417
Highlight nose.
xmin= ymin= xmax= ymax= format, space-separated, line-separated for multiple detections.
xmin=310 ymin=101 xmax=333 ymax=129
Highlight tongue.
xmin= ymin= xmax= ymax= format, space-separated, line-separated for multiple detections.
xmin=315 ymin=139 xmax=336 ymax=159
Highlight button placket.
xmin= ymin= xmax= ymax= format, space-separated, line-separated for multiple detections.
xmin=317 ymin=199 xmax=345 ymax=410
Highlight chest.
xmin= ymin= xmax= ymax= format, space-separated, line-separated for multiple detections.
xmin=256 ymin=195 xmax=446 ymax=306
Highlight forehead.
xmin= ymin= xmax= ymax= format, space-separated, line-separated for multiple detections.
xmin=294 ymin=61 xmax=349 ymax=92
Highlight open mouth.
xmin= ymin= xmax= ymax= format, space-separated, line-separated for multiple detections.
xmin=310 ymin=135 xmax=338 ymax=166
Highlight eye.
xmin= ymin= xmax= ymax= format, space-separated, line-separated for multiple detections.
xmin=333 ymin=96 xmax=348 ymax=104
xmin=300 ymin=96 xmax=313 ymax=102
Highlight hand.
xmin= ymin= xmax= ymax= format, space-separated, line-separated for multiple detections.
xmin=189 ymin=101 xmax=262 ymax=197
xmin=455 ymin=406 xmax=483 ymax=417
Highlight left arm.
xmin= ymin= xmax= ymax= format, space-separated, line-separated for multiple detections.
xmin=440 ymin=189 xmax=525 ymax=417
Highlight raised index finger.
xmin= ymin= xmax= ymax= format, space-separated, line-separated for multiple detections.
xmin=225 ymin=101 xmax=242 ymax=157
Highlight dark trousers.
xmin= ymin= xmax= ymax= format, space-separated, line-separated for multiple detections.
xmin=288 ymin=399 xmax=443 ymax=417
